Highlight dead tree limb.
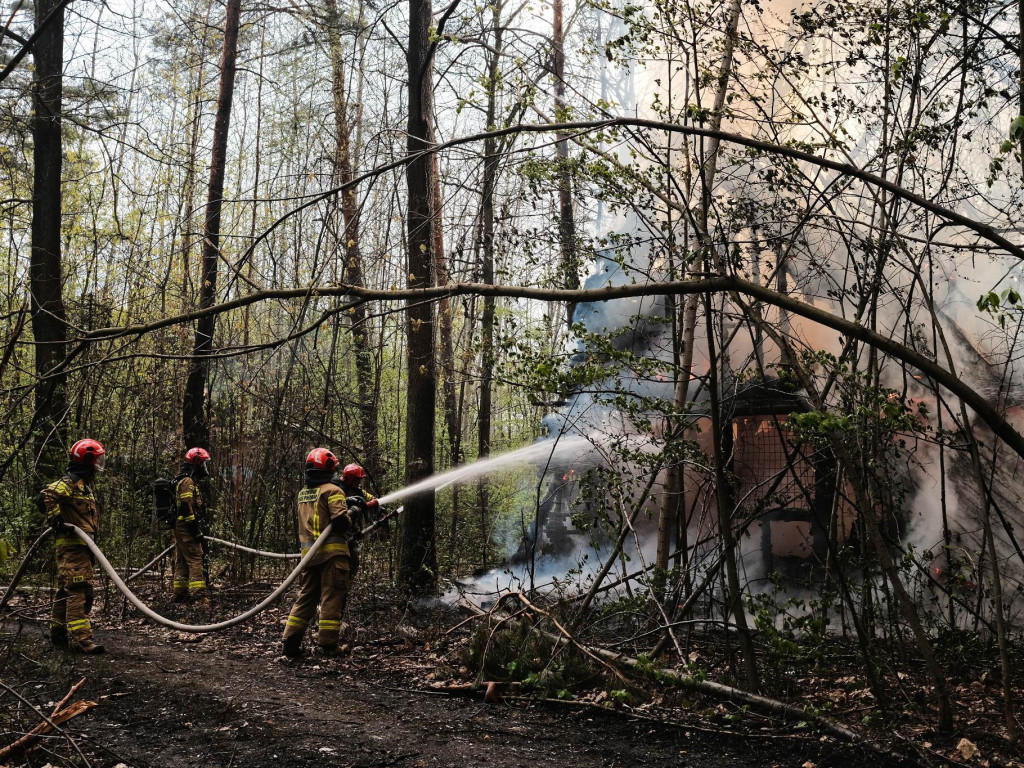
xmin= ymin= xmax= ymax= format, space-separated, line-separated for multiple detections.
xmin=0 ymin=528 xmax=53 ymax=613
xmin=462 ymin=599 xmax=868 ymax=747
xmin=510 ymin=592 xmax=634 ymax=689
xmin=0 ymin=677 xmax=94 ymax=765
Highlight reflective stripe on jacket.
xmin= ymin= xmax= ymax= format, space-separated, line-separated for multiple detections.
xmin=175 ymin=476 xmax=202 ymax=523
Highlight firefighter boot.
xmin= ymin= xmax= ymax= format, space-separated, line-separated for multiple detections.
xmin=282 ymin=634 xmax=304 ymax=659
xmin=73 ymin=639 xmax=105 ymax=655
xmin=50 ymin=625 xmax=68 ymax=647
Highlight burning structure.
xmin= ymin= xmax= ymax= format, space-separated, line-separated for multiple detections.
xmin=511 ymin=243 xmax=1021 ymax=622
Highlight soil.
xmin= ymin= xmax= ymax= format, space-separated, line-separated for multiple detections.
xmin=0 ymin=578 xmax=1000 ymax=768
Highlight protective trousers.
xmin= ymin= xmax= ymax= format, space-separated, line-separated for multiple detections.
xmin=172 ymin=528 xmax=206 ymax=599
xmin=282 ymin=556 xmax=350 ymax=648
xmin=50 ymin=544 xmax=95 ymax=645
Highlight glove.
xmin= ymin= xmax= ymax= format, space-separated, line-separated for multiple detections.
xmin=49 ymin=516 xmax=69 ymax=533
xmin=186 ymin=520 xmax=202 ymax=539
xmin=346 ymin=495 xmax=368 ymax=511
xmin=330 ymin=512 xmax=351 ymax=534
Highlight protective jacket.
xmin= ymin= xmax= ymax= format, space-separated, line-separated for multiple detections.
xmin=296 ymin=481 xmax=352 ymax=565
xmin=173 ymin=475 xmax=207 ymax=600
xmin=339 ymin=483 xmax=376 ymax=577
xmin=339 ymin=484 xmax=376 ymax=529
xmin=42 ymin=475 xmax=99 ymax=646
xmin=43 ymin=475 xmax=98 ymax=536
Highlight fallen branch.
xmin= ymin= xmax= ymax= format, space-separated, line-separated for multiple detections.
xmin=521 ymin=695 xmax=814 ymax=740
xmin=506 ymin=593 xmax=635 ymax=690
xmin=0 ymin=528 xmax=54 ymax=613
xmin=0 ymin=677 xmax=95 ymax=764
xmin=461 ymin=599 xmax=873 ymax=748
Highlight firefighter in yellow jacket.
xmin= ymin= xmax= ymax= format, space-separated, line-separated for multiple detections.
xmin=336 ymin=463 xmax=379 ymax=578
xmin=172 ymin=447 xmax=210 ymax=604
xmin=42 ymin=439 xmax=107 ymax=654
xmin=282 ymin=448 xmax=354 ymax=658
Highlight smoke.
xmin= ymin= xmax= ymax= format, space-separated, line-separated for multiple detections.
xmin=453 ymin=1 xmax=1024 ymax=624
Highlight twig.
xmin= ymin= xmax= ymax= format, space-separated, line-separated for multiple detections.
xmin=50 ymin=676 xmax=87 ymax=715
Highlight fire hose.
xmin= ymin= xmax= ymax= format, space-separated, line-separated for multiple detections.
xmin=71 ymin=523 xmax=332 ymax=632
xmin=203 ymin=536 xmax=301 ymax=560
xmin=123 ymin=537 xmax=302 ymax=583
xmin=125 ymin=544 xmax=175 ymax=582
xmin=2 ymin=506 xmax=402 ymax=633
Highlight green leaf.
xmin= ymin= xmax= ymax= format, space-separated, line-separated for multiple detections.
xmin=1010 ymin=115 xmax=1024 ymax=143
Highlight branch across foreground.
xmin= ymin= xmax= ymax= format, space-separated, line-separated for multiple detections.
xmin=63 ymin=276 xmax=1024 ymax=464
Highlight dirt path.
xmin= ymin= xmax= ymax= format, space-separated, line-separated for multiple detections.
xmin=2 ymin=615 xmax=913 ymax=768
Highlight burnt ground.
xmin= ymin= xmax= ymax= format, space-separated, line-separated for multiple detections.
xmin=0 ymin=578 xmax=1012 ymax=768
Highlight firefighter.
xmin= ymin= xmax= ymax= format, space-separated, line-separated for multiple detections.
xmin=282 ymin=448 xmax=355 ymax=659
xmin=172 ymin=447 xmax=211 ymax=604
xmin=43 ymin=439 xmax=107 ymax=654
xmin=336 ymin=463 xmax=379 ymax=577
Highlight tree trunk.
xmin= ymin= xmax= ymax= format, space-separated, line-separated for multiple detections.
xmin=661 ymin=0 xmax=741 ymax=576
xmin=400 ymin=0 xmax=438 ymax=593
xmin=476 ymin=3 xmax=504 ymax=573
xmin=324 ymin=0 xmax=381 ymax=484
xmin=182 ymin=0 xmax=242 ymax=449
xmin=704 ymin=293 xmax=759 ymax=691
xmin=553 ymin=0 xmax=578 ymax=328
xmin=430 ymin=150 xmax=459 ymax=472
xmin=30 ymin=0 xmax=69 ymax=472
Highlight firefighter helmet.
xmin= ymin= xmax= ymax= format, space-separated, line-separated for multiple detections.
xmin=184 ymin=447 xmax=211 ymax=464
xmin=306 ymin=448 xmax=338 ymax=472
xmin=341 ymin=463 xmax=366 ymax=486
xmin=70 ymin=439 xmax=106 ymax=472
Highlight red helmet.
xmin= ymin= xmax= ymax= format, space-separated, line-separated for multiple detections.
xmin=306 ymin=448 xmax=338 ymax=472
xmin=70 ymin=439 xmax=106 ymax=472
xmin=341 ymin=463 xmax=366 ymax=485
xmin=185 ymin=447 xmax=211 ymax=464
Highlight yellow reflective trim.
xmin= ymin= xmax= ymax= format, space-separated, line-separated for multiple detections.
xmin=188 ymin=581 xmax=205 ymax=588
xmin=178 ymin=491 xmax=194 ymax=499
xmin=67 ymin=619 xmax=91 ymax=630
xmin=173 ymin=580 xmax=188 ymax=587
xmin=286 ymin=616 xmax=308 ymax=628
xmin=318 ymin=620 xmax=340 ymax=629
xmin=297 ymin=488 xmax=318 ymax=504
xmin=71 ymin=575 xmax=86 ymax=583
xmin=178 ymin=514 xmax=196 ymax=522
xmin=55 ymin=537 xmax=80 ymax=547
xmin=327 ymin=493 xmax=345 ymax=503
xmin=53 ymin=480 xmax=72 ymax=495
xmin=321 ymin=543 xmax=349 ymax=554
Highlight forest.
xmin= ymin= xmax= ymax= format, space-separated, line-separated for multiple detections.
xmin=1 ymin=0 xmax=1023 ymax=765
